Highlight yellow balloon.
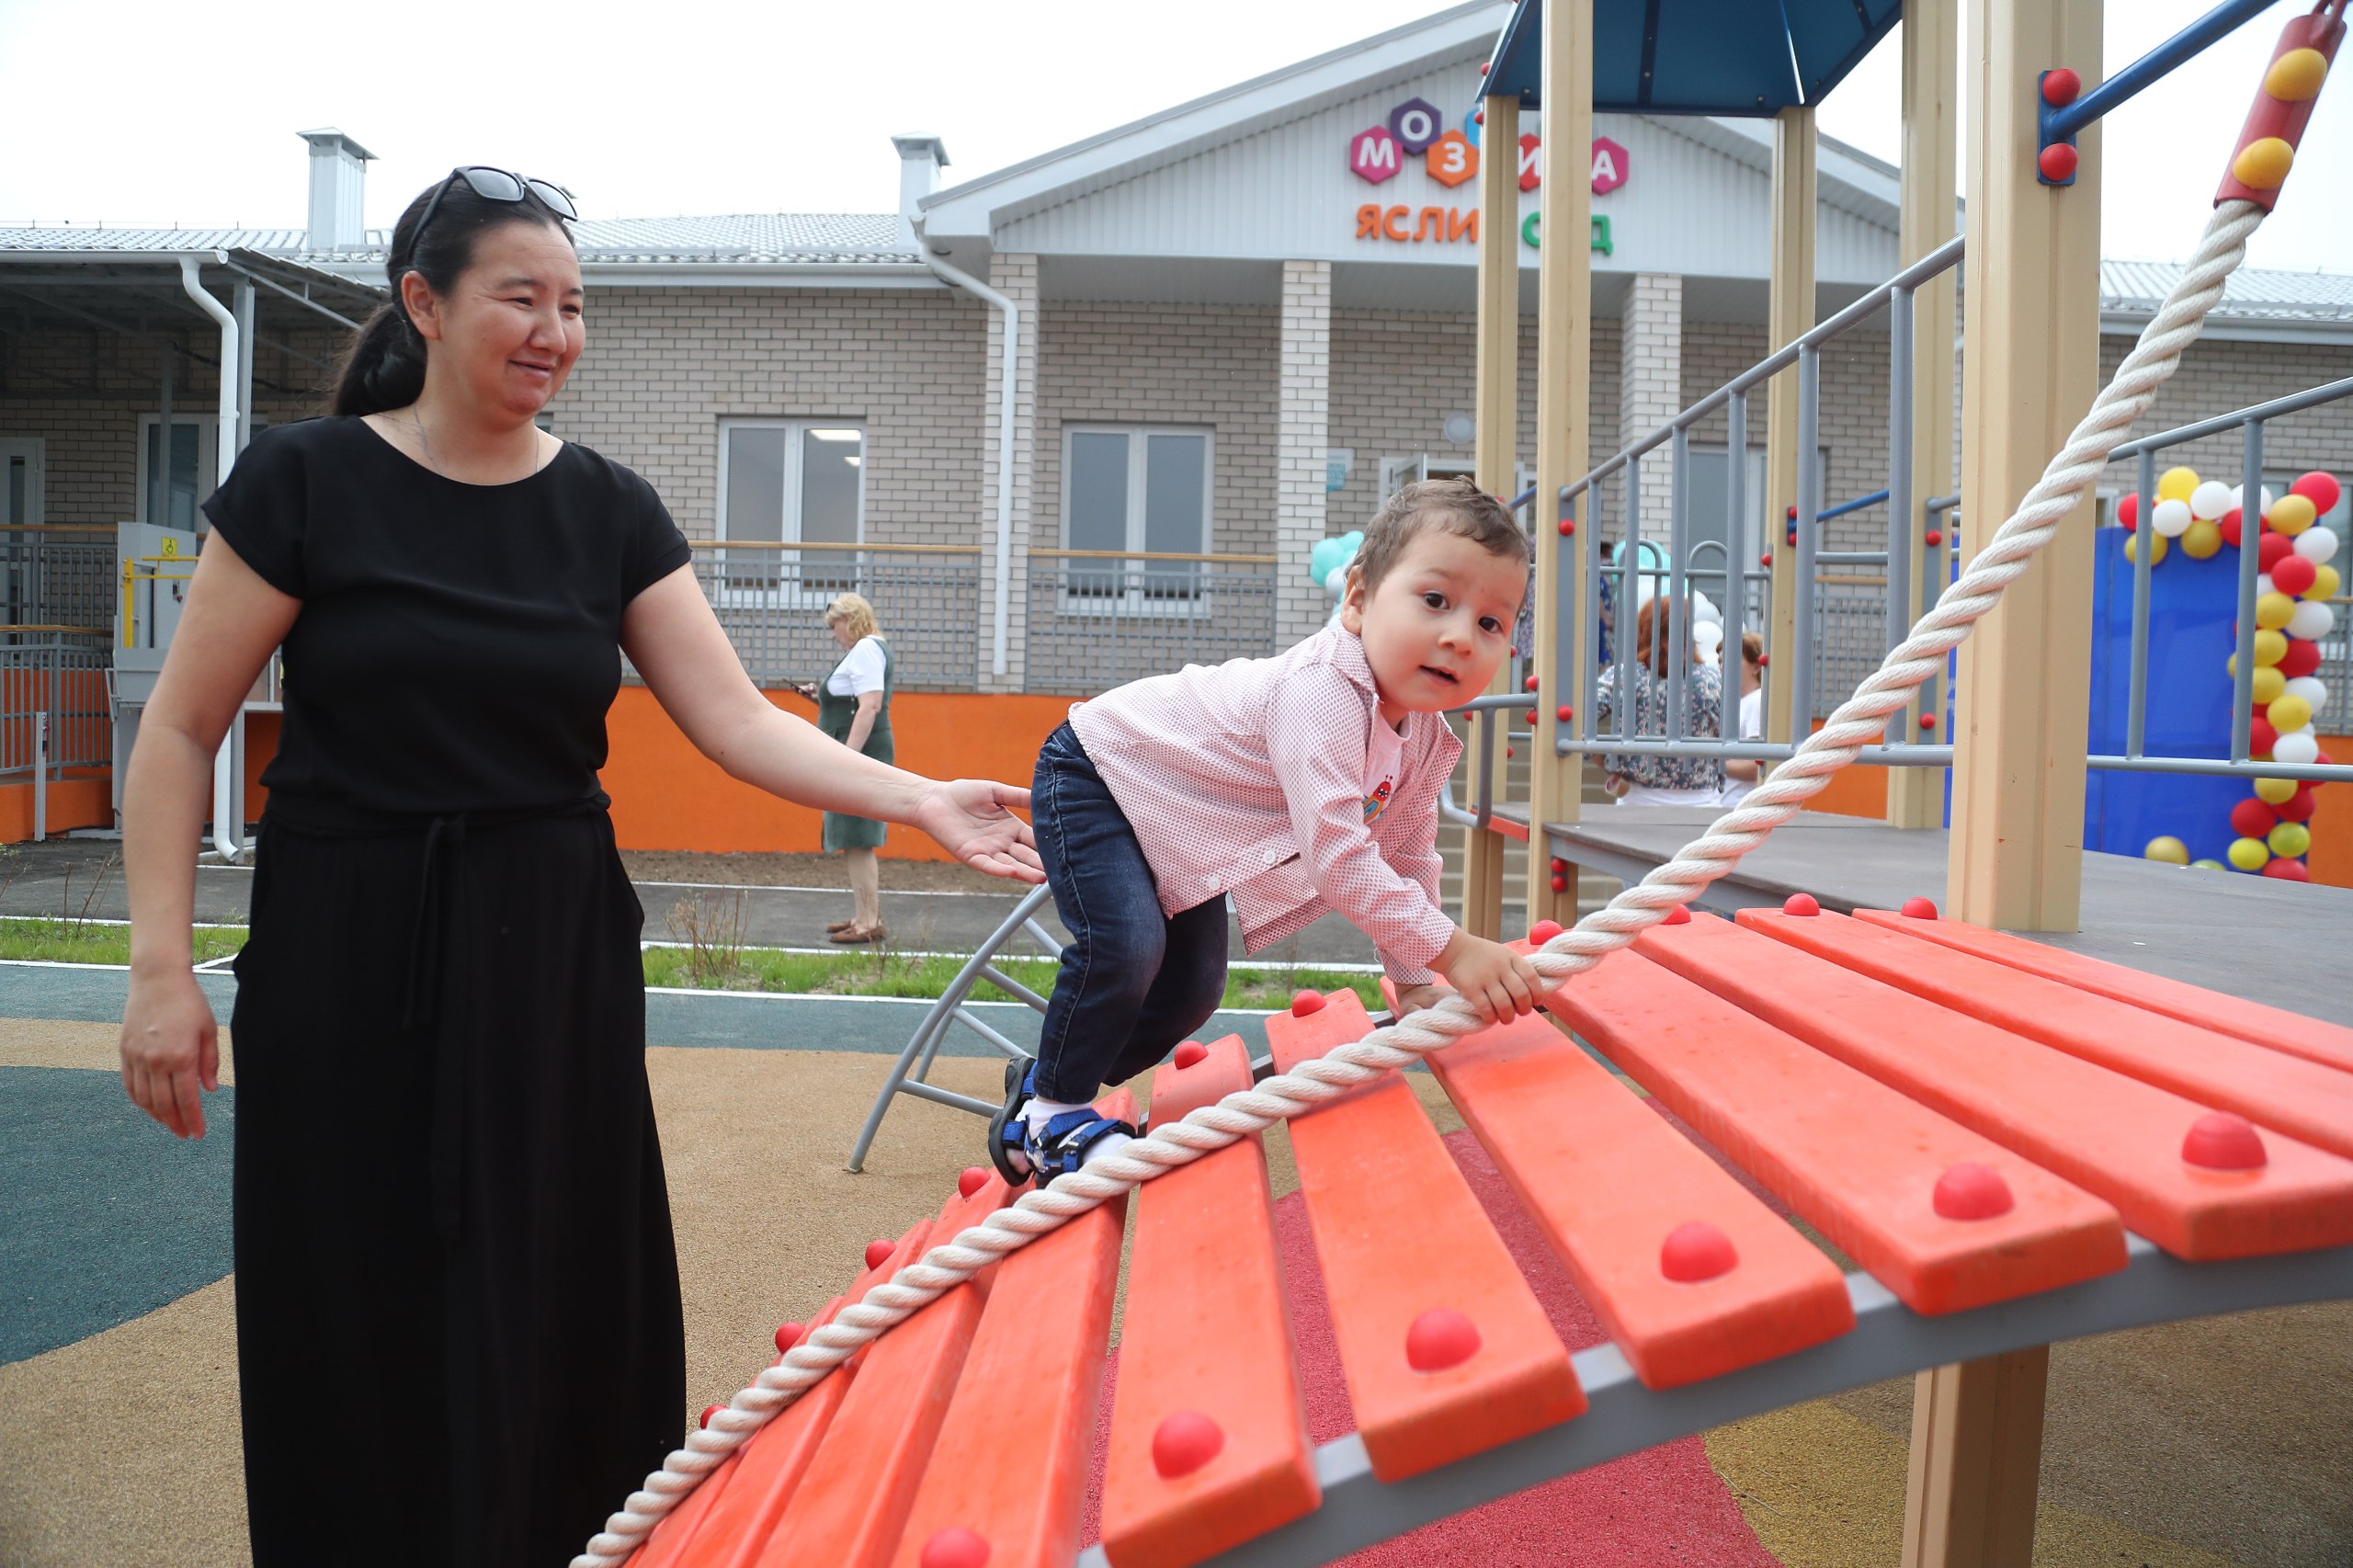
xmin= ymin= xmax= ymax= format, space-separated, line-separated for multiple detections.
xmin=2143 ymin=835 xmax=2190 ymax=865
xmin=2268 ymin=693 xmax=2313 ymax=733
xmin=2227 ymin=836 xmax=2271 ymax=872
xmin=2256 ymin=592 xmax=2296 ymax=630
xmin=2255 ymin=629 xmax=2289 ymax=666
xmin=2268 ymin=822 xmax=2313 ymax=859
xmin=2181 ymin=518 xmax=2223 ymax=559
xmin=2157 ymin=466 xmax=2200 ymax=503
xmin=2233 ymin=137 xmax=2295 ymax=189
xmin=2191 ymin=858 xmax=2228 ymax=871
xmin=2126 ymin=531 xmax=2167 ymax=566
xmin=2252 ymin=665 xmax=2287 ymax=706
xmin=2265 ymin=47 xmax=2328 ymax=100
xmin=2268 ymin=494 xmax=2317 ymax=536
xmin=2255 ymin=776 xmax=2298 ymax=805
xmin=2308 ymin=563 xmax=2342 ymax=602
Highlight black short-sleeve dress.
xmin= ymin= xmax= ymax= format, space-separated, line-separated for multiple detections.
xmin=203 ymin=415 xmax=692 ymax=1568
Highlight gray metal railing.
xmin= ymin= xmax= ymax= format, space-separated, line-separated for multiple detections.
xmin=3 ymin=527 xmax=115 ymax=634
xmin=1025 ymin=551 xmax=1279 ymax=694
xmin=2110 ymin=375 xmax=2353 ymax=778
xmin=3 ymin=633 xmax=111 ymax=838
xmin=1555 ymin=236 xmax=1968 ymax=769
xmin=688 ymin=543 xmax=982 ymax=690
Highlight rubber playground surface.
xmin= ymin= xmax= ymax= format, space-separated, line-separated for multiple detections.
xmin=3 ymin=972 xmax=2349 ymax=1566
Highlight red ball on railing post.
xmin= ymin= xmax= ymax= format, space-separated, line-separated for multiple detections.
xmin=1558 ymin=518 xmax=1575 ymax=537
xmin=2038 ymin=142 xmax=2080 ymax=182
xmin=2040 ymin=67 xmax=2082 ymax=106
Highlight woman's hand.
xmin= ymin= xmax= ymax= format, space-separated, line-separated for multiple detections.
xmin=915 ymin=779 xmax=1044 ymax=882
xmin=119 ymin=966 xmax=221 ymax=1139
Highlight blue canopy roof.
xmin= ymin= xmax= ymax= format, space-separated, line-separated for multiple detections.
xmin=1483 ymin=0 xmax=1903 ymax=116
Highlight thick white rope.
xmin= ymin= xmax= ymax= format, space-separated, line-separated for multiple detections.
xmin=574 ymin=199 xmax=2266 ymax=1568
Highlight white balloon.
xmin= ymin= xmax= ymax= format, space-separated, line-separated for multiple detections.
xmin=1324 ymin=564 xmax=1349 ymax=602
xmin=2295 ymin=526 xmax=2339 ymax=565
xmin=2189 ymin=481 xmax=2234 ymax=520
xmin=2227 ymin=483 xmax=2278 ymax=516
xmin=2152 ymin=497 xmax=2194 ymax=537
xmin=2283 ymin=676 xmax=2328 ymax=711
xmin=2256 ymin=574 xmax=2274 ymax=597
xmin=1691 ymin=593 xmax=1723 ymax=628
xmin=1693 ymin=619 xmax=1724 ymax=647
xmin=2288 ymin=598 xmax=2336 ymax=640
xmin=2272 ymin=730 xmax=2320 ymax=767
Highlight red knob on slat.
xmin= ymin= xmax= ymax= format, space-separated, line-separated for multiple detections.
xmin=700 ymin=1404 xmax=726 ymax=1429
xmin=921 ymin=1527 xmax=994 ymax=1568
xmin=1901 ymin=897 xmax=1938 ymax=919
xmin=774 ymin=1321 xmax=804 ymax=1355
xmin=2182 ymin=1112 xmax=2267 ymax=1170
xmin=1405 ymin=1308 xmax=1482 ymax=1371
xmin=1290 ymin=990 xmax=1325 ymax=1017
xmin=958 ymin=1166 xmax=991 ymax=1199
xmin=1660 ymin=1221 xmax=1737 ymax=1282
xmin=1664 ymin=904 xmax=1691 ymax=925
xmin=1173 ymin=1040 xmax=1209 ymax=1069
xmin=1783 ymin=893 xmax=1820 ymax=916
xmin=1525 ymin=674 xmax=1541 ymax=692
xmin=864 ymin=1238 xmax=895 ymax=1270
xmin=1933 ymin=1161 xmax=2014 ymax=1221
xmin=1529 ymin=919 xmax=1564 ymax=943
xmin=1153 ymin=1412 xmax=1225 ymax=1478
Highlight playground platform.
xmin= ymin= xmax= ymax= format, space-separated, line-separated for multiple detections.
xmin=1504 ymin=804 xmax=2353 ymax=1029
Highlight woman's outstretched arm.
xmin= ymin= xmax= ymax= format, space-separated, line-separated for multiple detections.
xmin=621 ymin=567 xmax=1040 ymax=881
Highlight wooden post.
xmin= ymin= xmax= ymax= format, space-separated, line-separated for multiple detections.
xmin=1761 ymin=107 xmax=1816 ymax=748
xmin=1465 ymin=91 xmax=1523 ymax=941
xmin=1902 ymin=1348 xmax=2052 ymax=1568
xmin=1945 ymin=0 xmax=2102 ymax=930
xmin=1887 ymin=0 xmax=1959 ymax=830
xmin=1526 ymin=0 xmax=1593 ymax=931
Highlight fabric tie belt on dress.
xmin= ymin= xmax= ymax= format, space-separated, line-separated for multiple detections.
xmin=260 ymin=792 xmax=611 ymax=1241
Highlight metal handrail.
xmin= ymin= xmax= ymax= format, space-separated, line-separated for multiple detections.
xmin=691 ymin=540 xmax=981 ymax=555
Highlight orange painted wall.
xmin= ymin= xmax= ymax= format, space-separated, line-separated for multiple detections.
xmin=2305 ymin=734 xmax=2352 ymax=889
xmin=0 ymin=773 xmax=112 ymax=843
xmin=600 ymin=687 xmax=1075 ymax=858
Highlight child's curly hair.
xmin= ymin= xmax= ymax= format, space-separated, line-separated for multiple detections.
xmin=1354 ymin=476 xmax=1531 ymax=596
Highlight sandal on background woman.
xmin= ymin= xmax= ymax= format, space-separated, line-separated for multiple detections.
xmin=828 ymin=920 xmax=887 ymax=946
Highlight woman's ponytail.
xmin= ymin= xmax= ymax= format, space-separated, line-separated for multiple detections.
xmin=330 ymin=301 xmax=426 ymax=417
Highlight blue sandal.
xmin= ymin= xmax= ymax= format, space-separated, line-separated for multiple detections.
xmin=988 ymin=1057 xmax=1039 ymax=1186
xmin=1023 ymin=1107 xmax=1140 ymax=1183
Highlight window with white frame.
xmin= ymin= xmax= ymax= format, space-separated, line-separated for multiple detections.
xmin=1062 ymin=426 xmax=1212 ymax=609
xmin=137 ymin=415 xmax=218 ymax=531
xmin=718 ymin=420 xmax=865 ymax=596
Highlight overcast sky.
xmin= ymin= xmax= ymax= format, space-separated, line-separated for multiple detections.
xmin=4 ymin=0 xmax=2346 ymax=272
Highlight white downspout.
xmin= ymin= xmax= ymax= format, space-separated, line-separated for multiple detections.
xmin=179 ymin=256 xmax=244 ymax=860
xmin=918 ymin=247 xmax=1018 ymax=678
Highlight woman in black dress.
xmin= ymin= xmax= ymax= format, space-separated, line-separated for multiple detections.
xmin=114 ymin=167 xmax=1040 ymax=1567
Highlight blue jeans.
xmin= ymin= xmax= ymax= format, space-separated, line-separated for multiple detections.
xmin=1030 ymin=722 xmax=1230 ymax=1103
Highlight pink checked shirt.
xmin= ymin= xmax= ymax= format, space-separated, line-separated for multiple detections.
xmin=1066 ymin=626 xmax=1462 ymax=986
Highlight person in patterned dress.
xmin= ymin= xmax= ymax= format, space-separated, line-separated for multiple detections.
xmin=1596 ymin=595 xmax=1726 ymax=805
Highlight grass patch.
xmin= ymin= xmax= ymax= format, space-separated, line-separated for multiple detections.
xmin=0 ymin=917 xmax=246 ymax=967
xmin=638 ymin=942 xmax=1385 ymax=1012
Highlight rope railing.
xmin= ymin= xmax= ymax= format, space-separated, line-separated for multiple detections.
xmin=574 ymin=192 xmax=2272 ymax=1568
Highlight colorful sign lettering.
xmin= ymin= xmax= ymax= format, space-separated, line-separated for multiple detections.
xmin=1350 ymin=125 xmax=1402 ymax=184
xmin=1427 ymin=129 xmax=1478 ymax=187
xmin=1590 ymin=135 xmax=1629 ymax=194
xmin=1388 ymin=97 xmax=1444 ymax=154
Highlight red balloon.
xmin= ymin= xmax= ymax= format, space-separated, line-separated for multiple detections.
xmin=2229 ymin=798 xmax=2279 ymax=839
xmin=2271 ymin=554 xmax=2318 ymax=597
xmin=2279 ymin=639 xmax=2323 ymax=678
xmin=2290 ymin=471 xmax=2343 ymax=515
xmin=2277 ymin=786 xmax=2318 ymax=824
xmin=2218 ymin=508 xmax=2244 ymax=549
xmin=2116 ymin=493 xmax=2139 ymax=530
xmin=2258 ymin=531 xmax=2295 ymax=571
xmin=2249 ymin=715 xmax=2279 ymax=756
xmin=2261 ymin=858 xmax=2311 ymax=882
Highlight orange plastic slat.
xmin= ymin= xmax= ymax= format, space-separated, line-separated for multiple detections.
xmin=890 ymin=1093 xmax=1138 ymax=1568
xmin=1426 ymin=997 xmax=1854 ymax=1390
xmin=1266 ymin=991 xmax=1585 ymax=1480
xmin=629 ymin=1452 xmax=746 ymax=1568
xmin=1749 ymin=911 xmax=2353 ymax=1162
xmin=752 ymin=1180 xmax=1010 ymax=1568
xmin=1099 ymin=1036 xmax=1318 ymax=1568
xmin=1540 ymin=936 xmax=2126 ymax=1312
xmin=667 ymin=1221 xmax=937 ymax=1568
xmin=1651 ymin=913 xmax=2353 ymax=1260
xmin=1851 ymin=906 xmax=2353 ymax=1076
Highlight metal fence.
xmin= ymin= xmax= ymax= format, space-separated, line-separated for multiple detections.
xmin=4 ymin=526 xmax=115 ymax=634
xmin=1024 ymin=552 xmax=1279 ymax=693
xmin=686 ymin=543 xmax=982 ymax=690
xmin=3 ymin=632 xmax=112 ymax=786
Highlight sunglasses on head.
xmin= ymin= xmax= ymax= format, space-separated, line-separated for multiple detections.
xmin=415 ymin=165 xmax=578 ymax=241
